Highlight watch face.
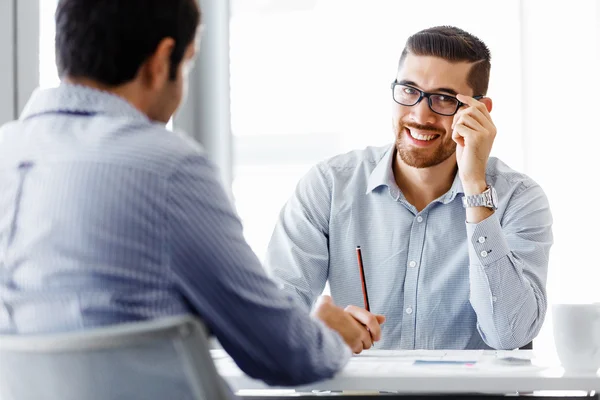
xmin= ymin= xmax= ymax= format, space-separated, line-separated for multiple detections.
xmin=491 ymin=187 xmax=499 ymax=208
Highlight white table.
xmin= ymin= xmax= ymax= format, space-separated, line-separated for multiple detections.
xmin=213 ymin=350 xmax=600 ymax=395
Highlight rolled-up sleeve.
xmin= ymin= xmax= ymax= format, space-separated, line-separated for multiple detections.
xmin=467 ymin=182 xmax=553 ymax=350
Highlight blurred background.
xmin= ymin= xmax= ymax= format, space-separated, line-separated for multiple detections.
xmin=1 ymin=0 xmax=598 ymax=358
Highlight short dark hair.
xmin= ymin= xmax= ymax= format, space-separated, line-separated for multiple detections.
xmin=55 ymin=0 xmax=201 ymax=86
xmin=398 ymin=26 xmax=491 ymax=95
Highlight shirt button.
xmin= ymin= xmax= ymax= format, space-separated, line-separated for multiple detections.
xmin=417 ymin=216 xmax=423 ymax=223
xmin=408 ymin=260 xmax=417 ymax=268
xmin=406 ymin=307 xmax=413 ymax=315
xmin=478 ymin=236 xmax=486 ymax=244
xmin=480 ymin=250 xmax=488 ymax=258
xmin=492 ymin=296 xmax=498 ymax=302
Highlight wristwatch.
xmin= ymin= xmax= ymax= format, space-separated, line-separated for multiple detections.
xmin=462 ymin=185 xmax=498 ymax=210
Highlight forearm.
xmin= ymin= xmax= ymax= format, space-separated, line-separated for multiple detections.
xmin=208 ymin=283 xmax=351 ymax=386
xmin=466 ymin=215 xmax=547 ymax=349
xmin=169 ymin=156 xmax=350 ymax=386
xmin=265 ymin=230 xmax=327 ymax=311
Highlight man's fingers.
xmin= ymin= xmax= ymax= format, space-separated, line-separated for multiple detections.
xmin=347 ymin=319 xmax=372 ymax=354
xmin=314 ymin=300 xmax=382 ymax=354
xmin=457 ymin=93 xmax=486 ymax=109
xmin=376 ymin=314 xmax=386 ymax=324
xmin=344 ymin=305 xmax=383 ymax=342
xmin=453 ymin=103 xmax=490 ymax=132
xmin=457 ymin=94 xmax=492 ymax=121
xmin=355 ymin=320 xmax=373 ymax=353
xmin=464 ymin=107 xmax=494 ymax=133
xmin=452 ymin=127 xmax=465 ymax=146
xmin=360 ymin=329 xmax=373 ymax=351
xmin=454 ymin=114 xmax=485 ymax=134
xmin=453 ymin=123 xmax=479 ymax=143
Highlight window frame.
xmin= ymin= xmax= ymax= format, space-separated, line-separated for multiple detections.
xmin=0 ymin=0 xmax=16 ymax=125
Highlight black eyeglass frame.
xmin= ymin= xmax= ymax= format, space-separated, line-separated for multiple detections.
xmin=390 ymin=80 xmax=484 ymax=116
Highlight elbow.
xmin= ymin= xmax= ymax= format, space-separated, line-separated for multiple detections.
xmin=480 ymin=329 xmax=525 ymax=350
xmin=481 ymin=302 xmax=547 ymax=350
xmin=510 ymin=292 xmax=547 ymax=349
xmin=257 ymin=348 xmax=339 ymax=387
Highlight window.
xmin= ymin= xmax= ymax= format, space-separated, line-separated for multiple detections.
xmin=39 ymin=0 xmax=59 ymax=89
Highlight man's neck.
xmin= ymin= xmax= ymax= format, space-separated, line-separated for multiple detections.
xmin=393 ymin=152 xmax=458 ymax=212
xmin=63 ymin=77 xmax=147 ymax=116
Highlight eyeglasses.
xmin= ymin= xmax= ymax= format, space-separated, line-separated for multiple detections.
xmin=390 ymin=81 xmax=483 ymax=116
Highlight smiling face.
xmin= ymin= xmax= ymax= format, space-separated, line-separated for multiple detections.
xmin=393 ymin=53 xmax=475 ymax=169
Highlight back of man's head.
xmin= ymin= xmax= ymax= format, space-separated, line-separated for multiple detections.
xmin=398 ymin=26 xmax=491 ymax=95
xmin=55 ymin=0 xmax=201 ymax=86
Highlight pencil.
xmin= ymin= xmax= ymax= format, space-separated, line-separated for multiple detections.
xmin=355 ymin=246 xmax=370 ymax=312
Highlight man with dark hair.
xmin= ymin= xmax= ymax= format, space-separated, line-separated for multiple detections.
xmin=0 ymin=0 xmax=381 ymax=389
xmin=266 ymin=26 xmax=553 ymax=350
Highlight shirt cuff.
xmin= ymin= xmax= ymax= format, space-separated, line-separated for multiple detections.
xmin=466 ymin=213 xmax=511 ymax=267
xmin=313 ymin=317 xmax=353 ymax=361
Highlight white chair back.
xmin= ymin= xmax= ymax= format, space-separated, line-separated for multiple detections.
xmin=0 ymin=315 xmax=232 ymax=400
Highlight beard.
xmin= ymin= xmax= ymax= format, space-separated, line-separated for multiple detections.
xmin=395 ymin=121 xmax=456 ymax=169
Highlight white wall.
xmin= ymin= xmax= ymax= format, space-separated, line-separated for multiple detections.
xmin=520 ymin=0 xmax=600 ymax=361
xmin=521 ymin=0 xmax=600 ymax=304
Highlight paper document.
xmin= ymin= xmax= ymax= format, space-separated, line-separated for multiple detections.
xmin=355 ymin=349 xmax=483 ymax=363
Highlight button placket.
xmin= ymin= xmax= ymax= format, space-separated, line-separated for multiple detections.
xmin=400 ymin=212 xmax=427 ymax=349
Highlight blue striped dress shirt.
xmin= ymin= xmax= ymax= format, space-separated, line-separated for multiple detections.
xmin=0 ymin=84 xmax=351 ymax=386
xmin=266 ymin=145 xmax=553 ymax=350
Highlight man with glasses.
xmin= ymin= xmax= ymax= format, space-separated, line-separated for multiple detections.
xmin=266 ymin=26 xmax=553 ymax=350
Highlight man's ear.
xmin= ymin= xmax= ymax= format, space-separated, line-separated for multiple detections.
xmin=141 ymin=38 xmax=176 ymax=90
xmin=480 ymin=97 xmax=493 ymax=113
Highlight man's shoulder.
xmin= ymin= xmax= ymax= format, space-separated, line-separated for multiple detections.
xmin=117 ymin=124 xmax=205 ymax=163
xmin=84 ymin=119 xmax=208 ymax=177
xmin=486 ymin=157 xmax=542 ymax=194
xmin=317 ymin=144 xmax=390 ymax=174
xmin=0 ymin=116 xmax=209 ymax=180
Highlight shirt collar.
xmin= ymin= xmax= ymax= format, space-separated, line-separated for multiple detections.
xmin=441 ymin=171 xmax=464 ymax=204
xmin=366 ymin=144 xmax=397 ymax=195
xmin=19 ymin=83 xmax=150 ymax=123
xmin=366 ymin=143 xmax=465 ymax=203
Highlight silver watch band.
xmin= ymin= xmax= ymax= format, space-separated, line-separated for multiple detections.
xmin=462 ymin=186 xmax=498 ymax=210
xmin=462 ymin=193 xmax=487 ymax=208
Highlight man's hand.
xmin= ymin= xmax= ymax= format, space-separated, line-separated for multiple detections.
xmin=452 ymin=95 xmax=496 ymax=194
xmin=312 ymin=295 xmax=385 ymax=354
xmin=344 ymin=304 xmax=386 ymax=343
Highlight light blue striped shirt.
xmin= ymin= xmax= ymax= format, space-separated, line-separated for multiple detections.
xmin=0 ymin=84 xmax=351 ymax=386
xmin=266 ymin=145 xmax=553 ymax=350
